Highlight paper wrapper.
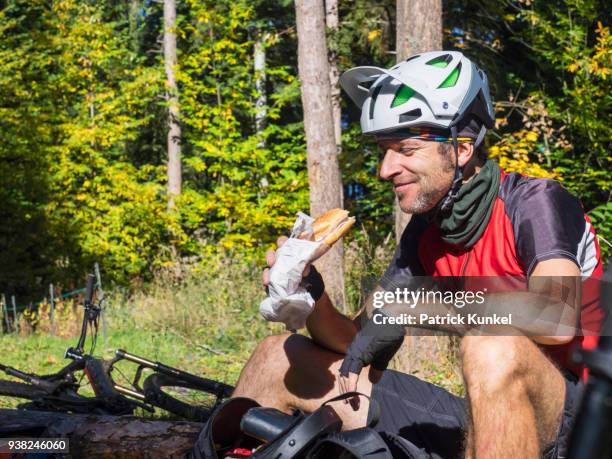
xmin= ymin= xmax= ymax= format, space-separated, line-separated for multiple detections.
xmin=259 ymin=213 xmax=333 ymax=331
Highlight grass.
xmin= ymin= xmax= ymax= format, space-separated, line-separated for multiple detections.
xmin=0 ymin=232 xmax=463 ymax=413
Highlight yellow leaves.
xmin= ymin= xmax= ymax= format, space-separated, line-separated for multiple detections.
xmin=220 ymin=233 xmax=255 ymax=250
xmin=367 ymin=30 xmax=381 ymax=42
xmin=490 ymin=129 xmax=558 ymax=179
xmin=197 ymin=12 xmax=211 ymax=24
xmin=495 ymin=117 xmax=508 ymax=128
xmin=562 ymin=22 xmax=610 ymax=80
xmin=525 ymin=131 xmax=538 ymax=142
xmin=591 ymin=21 xmax=611 ymax=80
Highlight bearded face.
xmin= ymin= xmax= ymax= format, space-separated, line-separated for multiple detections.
xmin=377 ymin=139 xmax=456 ymax=214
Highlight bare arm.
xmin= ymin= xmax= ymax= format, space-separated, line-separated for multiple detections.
xmin=530 ymin=258 xmax=581 ymax=345
xmin=305 ymin=292 xmax=357 ymax=354
xmin=305 ymin=281 xmax=388 ymax=353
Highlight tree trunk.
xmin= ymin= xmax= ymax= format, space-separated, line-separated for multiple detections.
xmin=394 ymin=0 xmax=442 ymax=241
xmin=325 ymin=0 xmax=341 ymax=148
xmin=164 ymin=0 xmax=182 ymax=210
xmin=0 ymin=409 xmax=201 ymax=459
xmin=254 ymin=30 xmax=267 ymax=147
xmin=392 ymin=0 xmax=449 ymax=379
xmin=295 ymin=0 xmax=346 ymax=310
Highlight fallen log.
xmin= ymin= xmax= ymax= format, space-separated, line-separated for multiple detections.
xmin=0 ymin=408 xmax=203 ymax=458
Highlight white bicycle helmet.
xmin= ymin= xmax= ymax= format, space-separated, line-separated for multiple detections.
xmin=339 ymin=51 xmax=495 ymax=211
xmin=340 ymin=51 xmax=494 ymax=139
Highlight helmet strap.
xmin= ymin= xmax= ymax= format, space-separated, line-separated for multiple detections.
xmin=439 ymin=125 xmax=463 ymax=213
xmin=474 ymin=124 xmax=487 ymax=149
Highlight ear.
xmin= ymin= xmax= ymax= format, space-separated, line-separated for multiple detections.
xmin=457 ymin=142 xmax=475 ymax=168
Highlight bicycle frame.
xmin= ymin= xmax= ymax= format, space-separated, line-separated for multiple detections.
xmin=1 ymin=271 xmax=232 ymax=417
xmin=111 ymin=349 xmax=233 ymax=400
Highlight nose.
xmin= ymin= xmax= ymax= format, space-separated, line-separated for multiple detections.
xmin=379 ymin=149 xmax=403 ymax=181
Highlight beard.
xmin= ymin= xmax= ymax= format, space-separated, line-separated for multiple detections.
xmin=396 ymin=150 xmax=455 ymax=214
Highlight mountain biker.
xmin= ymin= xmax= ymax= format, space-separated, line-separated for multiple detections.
xmin=232 ymin=51 xmax=604 ymax=458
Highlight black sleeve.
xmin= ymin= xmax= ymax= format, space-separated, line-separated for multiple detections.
xmin=379 ymin=214 xmax=428 ymax=291
xmin=501 ymin=174 xmax=589 ymax=276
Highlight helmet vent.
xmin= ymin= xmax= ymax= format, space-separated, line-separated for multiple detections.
xmin=391 ymin=85 xmax=416 ymax=108
xmin=426 ymin=54 xmax=452 ymax=68
xmin=358 ymin=79 xmax=375 ymax=91
xmin=399 ymin=109 xmax=422 ymax=123
xmin=369 ymin=84 xmax=383 ymax=119
xmin=438 ymin=63 xmax=462 ymax=88
xmin=404 ymin=54 xmax=420 ymax=63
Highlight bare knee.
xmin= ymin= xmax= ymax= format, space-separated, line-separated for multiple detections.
xmin=254 ymin=333 xmax=292 ymax=359
xmin=461 ymin=336 xmax=526 ymax=397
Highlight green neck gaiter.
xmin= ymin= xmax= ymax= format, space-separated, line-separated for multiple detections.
xmin=434 ymin=159 xmax=500 ymax=249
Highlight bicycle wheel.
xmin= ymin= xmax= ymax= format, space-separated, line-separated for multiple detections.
xmin=143 ymin=373 xmax=228 ymax=421
xmin=0 ymin=379 xmax=47 ymax=401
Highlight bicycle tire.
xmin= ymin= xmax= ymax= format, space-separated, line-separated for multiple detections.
xmin=143 ymin=373 xmax=226 ymax=421
xmin=0 ymin=379 xmax=47 ymax=400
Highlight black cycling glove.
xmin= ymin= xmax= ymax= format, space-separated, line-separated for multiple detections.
xmin=339 ymin=311 xmax=405 ymax=377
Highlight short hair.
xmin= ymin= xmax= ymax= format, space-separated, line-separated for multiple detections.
xmin=437 ymin=142 xmax=487 ymax=162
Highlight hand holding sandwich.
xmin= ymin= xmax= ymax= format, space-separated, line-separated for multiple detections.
xmin=259 ymin=209 xmax=355 ymax=330
xmin=262 ymin=209 xmax=355 ymax=299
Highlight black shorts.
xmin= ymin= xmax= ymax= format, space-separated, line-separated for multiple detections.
xmin=367 ymin=369 xmax=583 ymax=459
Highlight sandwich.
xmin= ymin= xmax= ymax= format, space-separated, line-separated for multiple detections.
xmin=299 ymin=208 xmax=356 ymax=246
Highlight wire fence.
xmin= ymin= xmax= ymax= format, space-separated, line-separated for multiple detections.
xmin=0 ymin=263 xmax=104 ymax=337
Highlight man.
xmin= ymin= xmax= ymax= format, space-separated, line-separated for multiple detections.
xmin=232 ymin=51 xmax=603 ymax=458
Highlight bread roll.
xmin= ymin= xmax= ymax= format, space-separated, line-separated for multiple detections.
xmin=298 ymin=208 xmax=355 ymax=245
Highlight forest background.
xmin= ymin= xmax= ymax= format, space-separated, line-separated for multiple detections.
xmin=1 ymin=0 xmax=610 ymax=296
xmin=0 ymin=0 xmax=610 ymax=393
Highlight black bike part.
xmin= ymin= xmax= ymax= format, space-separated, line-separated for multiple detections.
xmin=84 ymin=358 xmax=115 ymax=398
xmin=0 ymin=379 xmax=47 ymax=400
xmin=118 ymin=349 xmax=234 ymax=398
xmin=0 ymin=379 xmax=132 ymax=415
xmin=85 ymin=273 xmax=95 ymax=305
xmin=307 ymin=428 xmax=394 ymax=459
xmin=241 ymin=407 xmax=296 ymax=442
xmin=71 ymin=273 xmax=98 ymax=357
xmin=190 ymin=397 xmax=263 ymax=459
xmin=0 ymin=364 xmax=59 ymax=392
xmin=567 ymin=263 xmax=612 ymax=459
xmin=253 ymin=404 xmax=342 ymax=458
xmin=143 ymin=372 xmax=221 ymax=421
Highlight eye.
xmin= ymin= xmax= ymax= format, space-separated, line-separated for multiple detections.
xmin=399 ymin=147 xmax=416 ymax=155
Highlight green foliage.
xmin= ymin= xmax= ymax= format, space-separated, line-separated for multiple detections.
xmin=588 ymin=201 xmax=612 ymax=264
xmin=175 ymin=0 xmax=309 ymax=254
xmin=445 ymin=0 xmax=610 ymax=210
xmin=0 ymin=0 xmax=309 ymax=295
xmin=516 ymin=5 xmax=611 ymax=208
xmin=45 ymin=0 xmax=171 ymax=283
xmin=341 ymin=126 xmax=394 ymax=241
xmin=0 ymin=1 xmax=61 ymax=295
xmin=0 ymin=0 xmax=609 ymax=300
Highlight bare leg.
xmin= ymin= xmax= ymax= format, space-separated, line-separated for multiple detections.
xmin=461 ymin=336 xmax=566 ymax=459
xmin=233 ymin=333 xmax=375 ymax=429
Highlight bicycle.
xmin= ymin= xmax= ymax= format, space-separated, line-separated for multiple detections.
xmin=0 ymin=273 xmax=233 ymax=421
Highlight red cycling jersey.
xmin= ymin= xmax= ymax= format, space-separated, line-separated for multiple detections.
xmin=382 ymin=168 xmax=604 ymax=377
